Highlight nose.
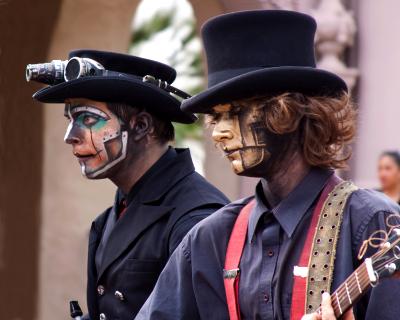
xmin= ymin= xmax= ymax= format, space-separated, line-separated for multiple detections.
xmin=212 ymin=120 xmax=234 ymax=143
xmin=64 ymin=123 xmax=81 ymax=145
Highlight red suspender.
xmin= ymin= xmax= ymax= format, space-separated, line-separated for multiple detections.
xmin=223 ymin=175 xmax=340 ymax=320
xmin=223 ymin=200 xmax=255 ymax=320
xmin=290 ymin=175 xmax=340 ymax=319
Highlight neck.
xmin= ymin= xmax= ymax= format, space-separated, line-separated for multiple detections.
xmin=262 ymin=151 xmax=310 ymax=205
xmin=110 ymin=142 xmax=169 ymax=194
xmin=383 ymin=185 xmax=400 ymax=202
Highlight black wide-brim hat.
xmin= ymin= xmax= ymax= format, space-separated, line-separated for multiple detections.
xmin=181 ymin=10 xmax=348 ymax=114
xmin=33 ymin=50 xmax=196 ymax=124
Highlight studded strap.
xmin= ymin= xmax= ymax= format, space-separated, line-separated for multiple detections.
xmin=305 ymin=181 xmax=358 ymax=313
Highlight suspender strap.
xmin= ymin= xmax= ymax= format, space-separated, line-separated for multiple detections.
xmin=223 ymin=174 xmax=353 ymax=320
xmin=290 ymin=174 xmax=341 ymax=320
xmin=223 ymin=200 xmax=255 ymax=320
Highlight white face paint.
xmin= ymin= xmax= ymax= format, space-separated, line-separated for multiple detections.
xmin=64 ymin=99 xmax=128 ymax=179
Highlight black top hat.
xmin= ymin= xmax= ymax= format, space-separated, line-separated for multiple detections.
xmin=181 ymin=10 xmax=348 ymax=114
xmin=32 ymin=49 xmax=196 ymax=124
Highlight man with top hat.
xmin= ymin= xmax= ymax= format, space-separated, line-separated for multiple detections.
xmin=26 ymin=49 xmax=229 ymax=319
xmin=136 ymin=10 xmax=400 ymax=320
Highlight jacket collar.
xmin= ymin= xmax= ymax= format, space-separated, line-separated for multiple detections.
xmin=117 ymin=147 xmax=195 ymax=206
xmin=96 ymin=147 xmax=195 ymax=279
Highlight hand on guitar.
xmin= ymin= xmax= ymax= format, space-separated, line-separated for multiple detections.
xmin=301 ymin=293 xmax=354 ymax=320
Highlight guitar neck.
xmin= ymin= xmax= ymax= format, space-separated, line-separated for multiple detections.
xmin=315 ymin=261 xmax=372 ymax=318
xmin=312 ymin=229 xmax=400 ymax=318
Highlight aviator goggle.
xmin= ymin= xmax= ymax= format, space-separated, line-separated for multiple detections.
xmin=25 ymin=57 xmax=191 ymax=99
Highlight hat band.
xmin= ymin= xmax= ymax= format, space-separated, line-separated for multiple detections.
xmin=208 ymin=67 xmax=261 ymax=88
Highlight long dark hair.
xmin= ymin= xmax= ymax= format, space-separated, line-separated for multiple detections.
xmin=381 ymin=150 xmax=400 ymax=168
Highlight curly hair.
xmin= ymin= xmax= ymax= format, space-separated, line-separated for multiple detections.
xmin=259 ymin=92 xmax=357 ymax=169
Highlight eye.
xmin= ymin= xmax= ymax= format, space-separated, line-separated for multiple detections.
xmin=206 ymin=113 xmax=222 ymax=125
xmin=229 ymin=104 xmax=243 ymax=115
xmin=75 ymin=112 xmax=103 ymax=128
xmin=82 ymin=114 xmax=100 ymax=127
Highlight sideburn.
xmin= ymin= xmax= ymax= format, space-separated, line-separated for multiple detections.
xmin=262 ymin=129 xmax=300 ymax=180
xmin=238 ymin=130 xmax=299 ymax=179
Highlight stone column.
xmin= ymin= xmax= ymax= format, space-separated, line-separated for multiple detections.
xmin=311 ymin=0 xmax=358 ymax=91
xmin=0 ymin=1 xmax=61 ymax=319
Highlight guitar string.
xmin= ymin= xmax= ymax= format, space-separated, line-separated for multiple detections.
xmin=314 ymin=264 xmax=370 ymax=314
xmin=330 ymin=240 xmax=400 ymax=310
xmin=330 ymin=265 xmax=370 ymax=312
xmin=330 ymin=255 xmax=399 ymax=315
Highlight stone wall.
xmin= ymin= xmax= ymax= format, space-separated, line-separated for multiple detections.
xmin=0 ymin=1 xmax=61 ymax=319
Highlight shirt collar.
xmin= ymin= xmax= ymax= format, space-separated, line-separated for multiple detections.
xmin=247 ymin=167 xmax=334 ymax=242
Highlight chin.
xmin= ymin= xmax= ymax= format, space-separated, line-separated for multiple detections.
xmin=85 ymin=173 xmax=107 ymax=180
xmin=230 ymin=162 xmax=265 ymax=178
xmin=82 ymin=166 xmax=111 ymax=180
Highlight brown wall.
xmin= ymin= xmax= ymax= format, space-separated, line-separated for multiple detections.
xmin=0 ymin=0 xmax=61 ymax=319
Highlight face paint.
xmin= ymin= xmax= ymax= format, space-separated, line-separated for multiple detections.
xmin=64 ymin=99 xmax=128 ymax=179
xmin=210 ymin=99 xmax=295 ymax=177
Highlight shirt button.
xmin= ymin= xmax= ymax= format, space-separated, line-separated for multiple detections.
xmin=264 ymin=294 xmax=270 ymax=302
xmin=268 ymin=250 xmax=274 ymax=257
xmin=99 ymin=313 xmax=107 ymax=320
xmin=97 ymin=285 xmax=105 ymax=296
xmin=115 ymin=290 xmax=125 ymax=301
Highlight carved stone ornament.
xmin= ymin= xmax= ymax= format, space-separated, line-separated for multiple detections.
xmin=312 ymin=0 xmax=358 ymax=91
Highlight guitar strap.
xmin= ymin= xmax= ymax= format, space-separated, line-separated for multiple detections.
xmin=223 ymin=174 xmax=357 ymax=320
xmin=291 ymin=179 xmax=358 ymax=319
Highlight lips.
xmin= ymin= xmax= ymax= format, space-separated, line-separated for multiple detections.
xmin=73 ymin=148 xmax=103 ymax=160
xmin=221 ymin=146 xmax=241 ymax=157
xmin=74 ymin=153 xmax=95 ymax=161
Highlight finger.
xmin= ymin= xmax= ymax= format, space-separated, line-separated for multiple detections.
xmin=301 ymin=313 xmax=320 ymax=320
xmin=342 ymin=308 xmax=355 ymax=320
xmin=321 ymin=292 xmax=335 ymax=320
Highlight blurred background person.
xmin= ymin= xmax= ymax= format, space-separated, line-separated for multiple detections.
xmin=378 ymin=150 xmax=400 ymax=204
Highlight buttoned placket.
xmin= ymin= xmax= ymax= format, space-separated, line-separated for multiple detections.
xmin=258 ymin=214 xmax=281 ymax=319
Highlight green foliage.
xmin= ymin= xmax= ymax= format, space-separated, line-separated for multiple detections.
xmin=173 ymin=114 xmax=204 ymax=142
xmin=131 ymin=10 xmax=173 ymax=44
xmin=131 ymin=1 xmax=205 ymax=146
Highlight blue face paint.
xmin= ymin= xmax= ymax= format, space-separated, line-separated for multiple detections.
xmin=64 ymin=103 xmax=128 ymax=179
xmin=75 ymin=112 xmax=108 ymax=131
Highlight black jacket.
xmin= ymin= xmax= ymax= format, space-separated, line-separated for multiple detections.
xmin=85 ymin=148 xmax=228 ymax=320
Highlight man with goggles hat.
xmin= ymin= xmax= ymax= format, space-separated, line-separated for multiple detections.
xmin=27 ymin=49 xmax=228 ymax=319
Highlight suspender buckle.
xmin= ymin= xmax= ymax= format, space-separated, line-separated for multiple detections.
xmin=223 ymin=268 xmax=240 ymax=279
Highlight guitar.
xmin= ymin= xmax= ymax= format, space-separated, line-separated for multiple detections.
xmin=314 ymin=228 xmax=400 ymax=318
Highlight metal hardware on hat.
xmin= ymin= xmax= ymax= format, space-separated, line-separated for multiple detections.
xmin=26 ymin=57 xmax=193 ymax=101
xmin=305 ymin=181 xmax=358 ymax=313
xmin=26 ymin=60 xmax=67 ymax=85
xmin=64 ymin=57 xmax=105 ymax=82
xmin=142 ymin=75 xmax=192 ymax=99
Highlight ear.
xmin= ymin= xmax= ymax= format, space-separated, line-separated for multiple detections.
xmin=129 ymin=111 xmax=154 ymax=141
